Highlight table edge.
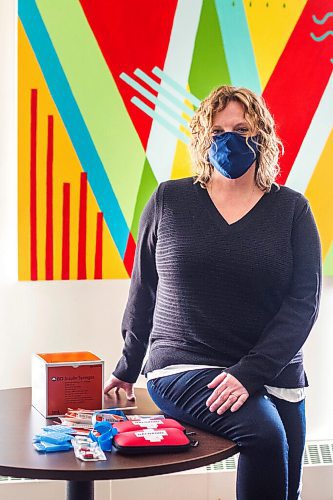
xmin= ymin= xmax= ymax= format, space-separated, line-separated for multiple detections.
xmin=0 ymin=444 xmax=239 ymax=481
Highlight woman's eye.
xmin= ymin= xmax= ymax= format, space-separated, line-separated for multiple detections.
xmin=212 ymin=129 xmax=248 ymax=136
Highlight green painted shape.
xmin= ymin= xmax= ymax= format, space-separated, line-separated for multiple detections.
xmin=323 ymin=240 xmax=333 ymax=276
xmin=188 ymin=0 xmax=231 ymax=100
xmin=130 ymin=158 xmax=158 ymax=242
xmin=36 ymin=0 xmax=146 ymax=225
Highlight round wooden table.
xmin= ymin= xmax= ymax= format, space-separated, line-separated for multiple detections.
xmin=0 ymin=387 xmax=238 ymax=500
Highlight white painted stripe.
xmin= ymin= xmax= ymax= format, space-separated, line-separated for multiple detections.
xmin=134 ymin=68 xmax=195 ymax=116
xmin=145 ymin=0 xmax=203 ymax=183
xmin=131 ymin=96 xmax=190 ymax=143
xmin=152 ymin=66 xmax=201 ymax=107
xmin=285 ymin=71 xmax=333 ymax=194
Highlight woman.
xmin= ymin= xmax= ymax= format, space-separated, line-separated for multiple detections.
xmin=104 ymin=85 xmax=322 ymax=499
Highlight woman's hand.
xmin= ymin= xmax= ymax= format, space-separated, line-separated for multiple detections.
xmin=104 ymin=374 xmax=136 ymax=401
xmin=206 ymin=372 xmax=249 ymax=415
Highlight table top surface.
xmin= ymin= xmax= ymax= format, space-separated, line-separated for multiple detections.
xmin=0 ymin=387 xmax=238 ymax=481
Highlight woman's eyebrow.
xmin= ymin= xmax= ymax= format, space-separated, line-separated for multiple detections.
xmin=212 ymin=122 xmax=248 ymax=129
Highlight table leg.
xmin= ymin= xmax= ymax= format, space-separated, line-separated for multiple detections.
xmin=66 ymin=480 xmax=94 ymax=500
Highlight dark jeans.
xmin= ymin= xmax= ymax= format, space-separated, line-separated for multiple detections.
xmin=146 ymin=368 xmax=306 ymax=500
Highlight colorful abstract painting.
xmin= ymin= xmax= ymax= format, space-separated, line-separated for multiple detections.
xmin=18 ymin=0 xmax=333 ymax=280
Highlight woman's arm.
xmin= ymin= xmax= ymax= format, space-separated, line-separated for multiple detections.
xmin=223 ymin=194 xmax=322 ymax=396
xmin=111 ymin=184 xmax=162 ymax=383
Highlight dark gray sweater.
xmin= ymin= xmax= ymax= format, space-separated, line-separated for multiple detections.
xmin=113 ymin=176 xmax=322 ymax=396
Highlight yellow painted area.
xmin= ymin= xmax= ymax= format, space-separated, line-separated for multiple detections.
xmin=18 ymin=21 xmax=128 ymax=280
xmin=171 ymin=139 xmax=193 ymax=180
xmin=18 ymin=21 xmax=32 ymax=281
xmin=244 ymin=0 xmax=307 ymax=90
xmin=171 ymin=91 xmax=195 ymax=179
xmin=305 ymin=128 xmax=333 ymax=261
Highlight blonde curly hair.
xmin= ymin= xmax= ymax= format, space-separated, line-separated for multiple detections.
xmin=188 ymin=85 xmax=284 ymax=193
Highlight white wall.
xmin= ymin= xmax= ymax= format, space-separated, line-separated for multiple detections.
xmin=1 ymin=0 xmax=332 ymax=442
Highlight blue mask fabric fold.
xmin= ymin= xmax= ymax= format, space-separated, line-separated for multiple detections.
xmin=208 ymin=131 xmax=259 ymax=179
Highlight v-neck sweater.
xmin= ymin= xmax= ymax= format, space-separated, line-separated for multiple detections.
xmin=112 ymin=176 xmax=322 ymax=396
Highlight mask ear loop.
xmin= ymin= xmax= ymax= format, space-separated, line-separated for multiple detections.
xmin=246 ymin=134 xmax=260 ymax=159
xmin=245 ymin=135 xmax=261 ymax=179
xmin=207 ymin=133 xmax=218 ymax=163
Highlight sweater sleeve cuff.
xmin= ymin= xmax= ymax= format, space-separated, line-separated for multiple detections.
xmin=112 ymin=355 xmax=143 ymax=384
xmin=222 ymin=365 xmax=266 ymax=396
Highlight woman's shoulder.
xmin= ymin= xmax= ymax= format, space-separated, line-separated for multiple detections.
xmin=159 ymin=176 xmax=195 ymax=190
xmin=272 ymin=183 xmax=308 ymax=206
xmin=157 ymin=176 xmax=196 ymax=201
xmin=272 ymin=184 xmax=310 ymax=223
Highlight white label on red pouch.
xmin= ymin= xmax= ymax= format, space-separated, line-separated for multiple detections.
xmin=132 ymin=419 xmax=164 ymax=428
xmin=135 ymin=429 xmax=167 ymax=442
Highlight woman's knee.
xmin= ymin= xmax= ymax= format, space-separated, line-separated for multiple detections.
xmin=216 ymin=394 xmax=289 ymax=454
xmin=252 ymin=419 xmax=289 ymax=454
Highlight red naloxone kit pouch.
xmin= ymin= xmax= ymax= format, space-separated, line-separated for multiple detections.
xmin=112 ymin=427 xmax=198 ymax=454
xmin=112 ymin=418 xmax=185 ymax=434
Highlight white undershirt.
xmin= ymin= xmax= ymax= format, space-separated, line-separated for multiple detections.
xmin=146 ymin=364 xmax=306 ymax=402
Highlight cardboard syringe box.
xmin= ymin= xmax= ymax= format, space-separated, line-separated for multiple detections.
xmin=32 ymin=351 xmax=104 ymax=418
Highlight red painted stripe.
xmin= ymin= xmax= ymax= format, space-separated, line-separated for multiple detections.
xmin=94 ymin=212 xmax=103 ymax=279
xmin=62 ymin=183 xmax=70 ymax=280
xmin=45 ymin=115 xmax=54 ymax=280
xmin=79 ymin=0 xmax=177 ymax=149
xmin=30 ymin=89 xmax=38 ymax=281
xmin=78 ymin=172 xmax=87 ymax=279
xmin=262 ymin=0 xmax=333 ymax=184
xmin=123 ymin=232 xmax=136 ymax=278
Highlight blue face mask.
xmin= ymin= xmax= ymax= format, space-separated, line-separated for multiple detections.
xmin=208 ymin=131 xmax=259 ymax=179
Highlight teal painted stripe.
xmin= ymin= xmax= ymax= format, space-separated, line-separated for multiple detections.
xmin=120 ymin=72 xmax=189 ymax=126
xmin=312 ymin=12 xmax=333 ymax=24
xmin=134 ymin=69 xmax=195 ymax=117
xmin=131 ymin=97 xmax=190 ymax=144
xmin=19 ymin=0 xmax=129 ymax=258
xmin=214 ymin=0 xmax=261 ymax=94
xmin=310 ymin=31 xmax=333 ymax=42
xmin=152 ymin=67 xmax=201 ymax=107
